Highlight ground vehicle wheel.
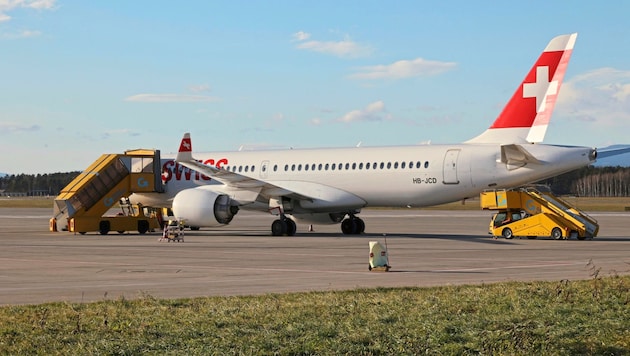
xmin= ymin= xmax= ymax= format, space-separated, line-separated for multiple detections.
xmin=551 ymin=227 xmax=563 ymax=240
xmin=99 ymin=221 xmax=110 ymax=235
xmin=577 ymin=235 xmax=586 ymax=241
xmin=502 ymin=228 xmax=513 ymax=239
xmin=271 ymin=219 xmax=287 ymax=236
xmin=138 ymin=220 xmax=149 ymax=234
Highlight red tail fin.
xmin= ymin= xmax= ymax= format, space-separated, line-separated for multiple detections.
xmin=467 ymin=33 xmax=577 ymax=144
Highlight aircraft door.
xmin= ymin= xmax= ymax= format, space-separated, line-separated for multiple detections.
xmin=260 ymin=160 xmax=270 ymax=179
xmin=442 ymin=149 xmax=460 ymax=184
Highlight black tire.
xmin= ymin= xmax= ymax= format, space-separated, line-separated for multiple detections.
xmin=551 ymin=227 xmax=563 ymax=240
xmin=502 ymin=228 xmax=513 ymax=239
xmin=354 ymin=218 xmax=366 ymax=234
xmin=271 ymin=219 xmax=287 ymax=236
xmin=138 ymin=220 xmax=149 ymax=234
xmin=341 ymin=218 xmax=356 ymax=235
xmin=285 ymin=219 xmax=297 ymax=236
xmin=99 ymin=221 xmax=110 ymax=235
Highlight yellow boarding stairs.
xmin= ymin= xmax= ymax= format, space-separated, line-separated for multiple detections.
xmin=50 ymin=149 xmax=164 ymax=235
xmin=481 ymin=187 xmax=599 ymax=240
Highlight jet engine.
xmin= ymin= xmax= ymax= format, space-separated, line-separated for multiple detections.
xmin=172 ymin=187 xmax=238 ymax=227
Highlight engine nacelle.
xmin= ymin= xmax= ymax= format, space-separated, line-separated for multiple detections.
xmin=172 ymin=187 xmax=238 ymax=227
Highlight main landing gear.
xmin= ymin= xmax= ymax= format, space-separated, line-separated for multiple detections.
xmin=271 ymin=216 xmax=297 ymax=236
xmin=341 ymin=215 xmax=365 ymax=235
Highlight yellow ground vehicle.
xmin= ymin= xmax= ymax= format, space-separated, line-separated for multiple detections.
xmin=69 ymin=202 xmax=160 ymax=235
xmin=481 ymin=187 xmax=599 ymax=240
xmin=50 ymin=149 xmax=165 ymax=235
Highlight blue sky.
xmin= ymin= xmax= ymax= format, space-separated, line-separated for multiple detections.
xmin=1 ymin=1 xmax=630 ymax=174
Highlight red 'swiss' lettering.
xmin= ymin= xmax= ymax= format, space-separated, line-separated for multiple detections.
xmin=161 ymin=158 xmax=229 ymax=183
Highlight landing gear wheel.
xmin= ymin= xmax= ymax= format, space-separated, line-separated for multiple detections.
xmin=341 ymin=218 xmax=356 ymax=234
xmin=551 ymin=227 xmax=563 ymax=240
xmin=285 ymin=219 xmax=297 ymax=236
xmin=341 ymin=217 xmax=365 ymax=235
xmin=355 ymin=218 xmax=365 ymax=234
xmin=502 ymin=228 xmax=513 ymax=239
xmin=271 ymin=219 xmax=287 ymax=236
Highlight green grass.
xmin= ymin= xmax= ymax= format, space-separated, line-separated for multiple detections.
xmin=1 ymin=276 xmax=629 ymax=355
xmin=0 ymin=197 xmax=53 ymax=208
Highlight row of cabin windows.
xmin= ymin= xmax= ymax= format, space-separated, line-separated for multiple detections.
xmin=223 ymin=161 xmax=430 ymax=174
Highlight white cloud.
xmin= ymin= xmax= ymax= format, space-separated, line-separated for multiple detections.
xmin=0 ymin=122 xmax=40 ymax=134
xmin=557 ymin=67 xmax=630 ymax=126
xmin=1 ymin=30 xmax=42 ymax=39
xmin=338 ymin=100 xmax=391 ymax=123
xmin=0 ymin=0 xmax=57 ymax=22
xmin=349 ymin=58 xmax=456 ymax=80
xmin=293 ymin=32 xmax=372 ymax=58
xmin=101 ymin=129 xmax=141 ymax=139
xmin=188 ymin=84 xmax=211 ymax=93
xmin=124 ymin=94 xmax=220 ymax=103
xmin=292 ymin=31 xmax=311 ymax=41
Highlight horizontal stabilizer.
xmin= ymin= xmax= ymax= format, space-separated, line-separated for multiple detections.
xmin=596 ymin=145 xmax=630 ymax=159
xmin=501 ymin=144 xmax=541 ymax=170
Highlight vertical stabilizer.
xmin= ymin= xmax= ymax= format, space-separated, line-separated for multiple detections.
xmin=466 ymin=33 xmax=577 ymax=144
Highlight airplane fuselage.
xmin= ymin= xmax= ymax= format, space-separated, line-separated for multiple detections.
xmin=133 ymin=143 xmax=595 ymax=212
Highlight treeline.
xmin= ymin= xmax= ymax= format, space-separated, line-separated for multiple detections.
xmin=0 ymin=166 xmax=628 ymax=197
xmin=0 ymin=172 xmax=80 ymax=196
xmin=541 ymin=166 xmax=630 ymax=197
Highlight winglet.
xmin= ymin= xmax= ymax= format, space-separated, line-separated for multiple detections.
xmin=176 ymin=133 xmax=194 ymax=162
xmin=466 ymin=33 xmax=577 ymax=144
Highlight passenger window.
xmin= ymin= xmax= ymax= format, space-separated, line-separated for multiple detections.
xmin=305 ymin=164 xmax=309 ymax=171
xmin=394 ymin=162 xmax=399 ymax=169
xmin=401 ymin=162 xmax=406 ymax=169
xmin=380 ymin=162 xmax=384 ymax=169
xmin=325 ymin=163 xmax=329 ymax=170
xmin=387 ymin=162 xmax=392 ymax=169
xmin=416 ymin=161 xmax=421 ymax=169
xmin=424 ymin=161 xmax=429 ymax=168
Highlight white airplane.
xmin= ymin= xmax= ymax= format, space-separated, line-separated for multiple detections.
xmin=132 ymin=33 xmax=612 ymax=236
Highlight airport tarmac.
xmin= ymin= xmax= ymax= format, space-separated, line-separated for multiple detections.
xmin=1 ymin=208 xmax=629 ymax=305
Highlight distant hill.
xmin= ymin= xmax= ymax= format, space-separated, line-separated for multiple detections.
xmin=0 ymin=173 xmax=6 ymax=178
xmin=594 ymin=145 xmax=630 ymax=167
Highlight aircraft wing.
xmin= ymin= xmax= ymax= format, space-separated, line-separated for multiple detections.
xmin=175 ymin=133 xmax=312 ymax=202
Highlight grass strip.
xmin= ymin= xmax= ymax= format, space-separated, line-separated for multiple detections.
xmin=1 ymin=276 xmax=629 ymax=355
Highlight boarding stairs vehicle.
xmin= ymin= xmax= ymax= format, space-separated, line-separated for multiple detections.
xmin=50 ymin=149 xmax=165 ymax=235
xmin=480 ymin=187 xmax=599 ymax=240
